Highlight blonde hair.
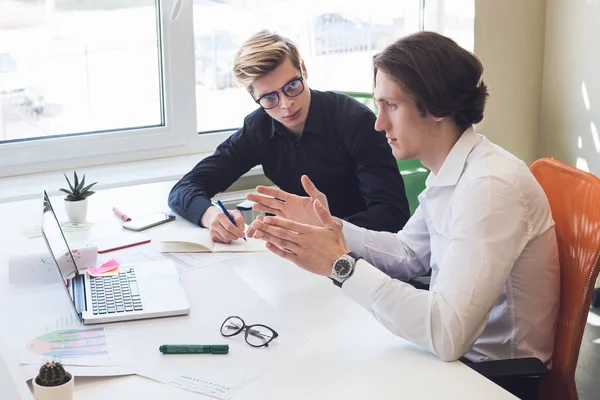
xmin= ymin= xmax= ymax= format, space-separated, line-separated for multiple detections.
xmin=233 ymin=30 xmax=302 ymax=90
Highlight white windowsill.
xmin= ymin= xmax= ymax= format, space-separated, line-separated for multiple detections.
xmin=0 ymin=153 xmax=264 ymax=204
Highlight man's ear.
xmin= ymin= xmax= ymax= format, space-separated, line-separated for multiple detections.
xmin=432 ymin=115 xmax=444 ymax=123
xmin=301 ymin=60 xmax=308 ymax=80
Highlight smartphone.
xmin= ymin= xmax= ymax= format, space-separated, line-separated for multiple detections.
xmin=122 ymin=212 xmax=176 ymax=231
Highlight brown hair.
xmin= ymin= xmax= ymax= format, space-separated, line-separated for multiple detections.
xmin=373 ymin=31 xmax=489 ymax=131
xmin=233 ymin=30 xmax=302 ymax=91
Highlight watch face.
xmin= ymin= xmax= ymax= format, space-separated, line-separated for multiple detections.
xmin=334 ymin=259 xmax=352 ymax=277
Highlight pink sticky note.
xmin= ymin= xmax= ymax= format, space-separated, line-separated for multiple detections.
xmin=89 ymin=268 xmax=118 ymax=277
xmin=88 ymin=259 xmax=120 ymax=277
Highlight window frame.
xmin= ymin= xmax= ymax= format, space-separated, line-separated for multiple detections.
xmin=0 ymin=0 xmax=233 ymax=178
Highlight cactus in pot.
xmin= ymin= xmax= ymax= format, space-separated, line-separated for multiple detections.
xmin=33 ymin=361 xmax=74 ymax=400
xmin=35 ymin=361 xmax=71 ymax=387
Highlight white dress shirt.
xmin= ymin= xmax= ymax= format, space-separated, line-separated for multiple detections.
xmin=341 ymin=127 xmax=560 ymax=362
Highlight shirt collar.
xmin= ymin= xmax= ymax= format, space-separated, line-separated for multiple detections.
xmin=269 ymin=89 xmax=325 ymax=139
xmin=426 ymin=126 xmax=479 ymax=187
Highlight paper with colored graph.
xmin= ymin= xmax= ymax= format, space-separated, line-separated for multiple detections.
xmin=0 ymin=282 xmax=132 ymax=368
xmin=21 ymin=325 xmax=131 ymax=367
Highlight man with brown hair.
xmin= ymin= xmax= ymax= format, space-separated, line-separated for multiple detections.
xmin=168 ymin=30 xmax=409 ymax=243
xmin=250 ymin=31 xmax=560 ymax=371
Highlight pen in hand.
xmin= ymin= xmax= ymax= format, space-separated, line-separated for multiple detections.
xmin=215 ymin=200 xmax=246 ymax=241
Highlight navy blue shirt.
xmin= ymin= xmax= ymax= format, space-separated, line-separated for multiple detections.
xmin=168 ymin=89 xmax=409 ymax=232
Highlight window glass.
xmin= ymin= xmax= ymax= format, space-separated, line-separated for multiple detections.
xmin=0 ymin=0 xmax=162 ymax=143
xmin=193 ymin=0 xmax=418 ymax=133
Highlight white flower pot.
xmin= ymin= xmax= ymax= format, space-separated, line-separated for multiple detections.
xmin=64 ymin=198 xmax=88 ymax=222
xmin=33 ymin=373 xmax=74 ymax=400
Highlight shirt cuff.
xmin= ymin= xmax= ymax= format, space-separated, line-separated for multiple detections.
xmin=342 ymin=259 xmax=390 ymax=310
xmin=187 ymin=197 xmax=214 ymax=227
xmin=342 ymin=220 xmax=367 ymax=254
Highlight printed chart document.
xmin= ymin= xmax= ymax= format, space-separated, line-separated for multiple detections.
xmin=158 ymin=226 xmax=267 ymax=253
xmin=0 ymin=283 xmax=135 ymax=380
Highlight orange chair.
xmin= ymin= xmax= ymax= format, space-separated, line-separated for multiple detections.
xmin=532 ymin=158 xmax=600 ymax=399
xmin=468 ymin=158 xmax=600 ymax=399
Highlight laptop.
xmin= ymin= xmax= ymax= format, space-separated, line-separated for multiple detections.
xmin=41 ymin=191 xmax=190 ymax=324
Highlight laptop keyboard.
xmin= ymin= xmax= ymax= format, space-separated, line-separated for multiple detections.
xmin=90 ymin=268 xmax=143 ymax=315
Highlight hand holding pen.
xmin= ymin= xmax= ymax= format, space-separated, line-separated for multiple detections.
xmin=215 ymin=200 xmax=246 ymax=241
xmin=203 ymin=205 xmax=246 ymax=244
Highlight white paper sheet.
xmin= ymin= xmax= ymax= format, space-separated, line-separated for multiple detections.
xmin=133 ymin=264 xmax=308 ymax=399
xmin=100 ymin=243 xmax=239 ymax=273
xmin=161 ymin=252 xmax=239 ymax=273
xmin=8 ymin=252 xmax=59 ymax=285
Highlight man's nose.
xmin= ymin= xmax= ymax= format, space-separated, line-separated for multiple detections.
xmin=375 ymin=111 xmax=387 ymax=132
xmin=279 ymin=93 xmax=293 ymax=109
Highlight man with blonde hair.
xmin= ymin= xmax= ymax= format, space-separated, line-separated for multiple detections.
xmin=169 ymin=30 xmax=409 ymax=243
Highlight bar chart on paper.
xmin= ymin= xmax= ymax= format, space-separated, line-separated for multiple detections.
xmin=23 ymin=326 xmax=130 ymax=366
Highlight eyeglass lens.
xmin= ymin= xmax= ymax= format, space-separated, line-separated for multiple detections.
xmin=246 ymin=325 xmax=276 ymax=347
xmin=221 ymin=316 xmax=244 ymax=336
xmin=259 ymin=78 xmax=304 ymax=109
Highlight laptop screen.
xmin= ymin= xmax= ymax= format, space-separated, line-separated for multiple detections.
xmin=41 ymin=191 xmax=79 ymax=281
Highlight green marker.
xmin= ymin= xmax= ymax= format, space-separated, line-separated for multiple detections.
xmin=159 ymin=344 xmax=229 ymax=354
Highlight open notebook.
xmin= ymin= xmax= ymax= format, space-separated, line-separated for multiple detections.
xmin=159 ymin=226 xmax=267 ymax=253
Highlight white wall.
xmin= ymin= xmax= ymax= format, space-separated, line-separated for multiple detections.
xmin=539 ymin=0 xmax=600 ymax=174
xmin=473 ymin=0 xmax=547 ymax=164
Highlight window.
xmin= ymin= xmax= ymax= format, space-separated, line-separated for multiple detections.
xmin=0 ymin=0 xmax=473 ymax=177
xmin=0 ymin=0 xmax=165 ymax=138
xmin=193 ymin=0 xmax=422 ymax=133
xmin=424 ymin=0 xmax=474 ymax=52
xmin=0 ymin=0 xmax=198 ymax=177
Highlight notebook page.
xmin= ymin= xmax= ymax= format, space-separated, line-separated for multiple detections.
xmin=212 ymin=236 xmax=268 ymax=253
xmin=158 ymin=226 xmax=214 ymax=253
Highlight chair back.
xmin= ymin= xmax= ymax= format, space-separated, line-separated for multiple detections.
xmin=396 ymin=159 xmax=429 ymax=215
xmin=530 ymin=158 xmax=600 ymax=400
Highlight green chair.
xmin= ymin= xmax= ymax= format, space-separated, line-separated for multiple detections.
xmin=339 ymin=91 xmax=429 ymax=215
xmin=396 ymin=158 xmax=428 ymax=215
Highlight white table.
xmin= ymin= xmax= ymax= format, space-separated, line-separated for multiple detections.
xmin=0 ymin=182 xmax=516 ymax=399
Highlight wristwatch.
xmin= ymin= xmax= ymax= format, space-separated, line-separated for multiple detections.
xmin=331 ymin=252 xmax=361 ymax=287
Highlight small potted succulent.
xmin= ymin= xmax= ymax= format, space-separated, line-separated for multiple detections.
xmin=32 ymin=361 xmax=74 ymax=400
xmin=60 ymin=171 xmax=97 ymax=222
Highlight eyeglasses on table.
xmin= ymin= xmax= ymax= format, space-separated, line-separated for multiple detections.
xmin=220 ymin=316 xmax=279 ymax=348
